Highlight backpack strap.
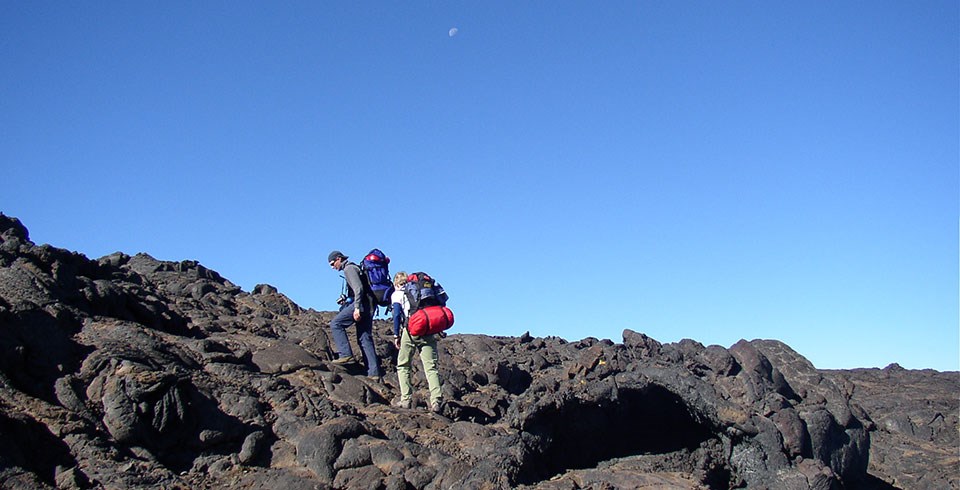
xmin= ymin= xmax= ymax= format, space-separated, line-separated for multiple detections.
xmin=403 ymin=284 xmax=419 ymax=315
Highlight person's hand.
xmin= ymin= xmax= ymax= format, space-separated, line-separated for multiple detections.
xmin=393 ymin=336 xmax=401 ymax=349
xmin=353 ymin=308 xmax=361 ymax=321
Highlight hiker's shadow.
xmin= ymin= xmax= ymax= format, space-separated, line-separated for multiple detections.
xmin=323 ymin=363 xmax=391 ymax=406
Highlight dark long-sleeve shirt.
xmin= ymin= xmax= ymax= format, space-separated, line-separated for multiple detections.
xmin=392 ymin=302 xmax=404 ymax=336
xmin=391 ymin=289 xmax=409 ymax=336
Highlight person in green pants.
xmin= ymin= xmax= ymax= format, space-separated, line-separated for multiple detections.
xmin=391 ymin=271 xmax=443 ymax=413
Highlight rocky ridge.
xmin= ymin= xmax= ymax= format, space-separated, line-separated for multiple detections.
xmin=820 ymin=366 xmax=957 ymax=489
xmin=0 ymin=214 xmax=955 ymax=489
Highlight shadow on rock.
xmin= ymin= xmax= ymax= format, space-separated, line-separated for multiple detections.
xmin=0 ymin=410 xmax=82 ymax=487
xmin=514 ymin=382 xmax=718 ymax=485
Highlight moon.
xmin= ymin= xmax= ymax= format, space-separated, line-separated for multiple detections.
xmin=448 ymin=27 xmax=459 ymax=37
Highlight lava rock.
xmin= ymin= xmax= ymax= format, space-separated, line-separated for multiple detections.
xmin=0 ymin=214 xmax=954 ymax=489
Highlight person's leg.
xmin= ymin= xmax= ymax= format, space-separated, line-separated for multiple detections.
xmin=356 ymin=312 xmax=380 ymax=377
xmin=329 ymin=306 xmax=355 ymax=359
xmin=396 ymin=330 xmax=415 ymax=404
xmin=419 ymin=335 xmax=443 ymax=407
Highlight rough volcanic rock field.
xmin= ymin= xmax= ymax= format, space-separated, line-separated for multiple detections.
xmin=0 ymin=214 xmax=955 ymax=489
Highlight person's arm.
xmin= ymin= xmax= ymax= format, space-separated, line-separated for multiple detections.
xmin=392 ymin=302 xmax=403 ymax=336
xmin=344 ymin=264 xmax=365 ymax=314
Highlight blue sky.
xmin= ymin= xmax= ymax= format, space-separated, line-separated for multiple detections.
xmin=2 ymin=2 xmax=957 ymax=371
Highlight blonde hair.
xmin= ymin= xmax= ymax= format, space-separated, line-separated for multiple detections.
xmin=393 ymin=271 xmax=408 ymax=288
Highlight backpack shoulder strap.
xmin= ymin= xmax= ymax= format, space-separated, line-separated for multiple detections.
xmin=343 ymin=262 xmax=370 ymax=292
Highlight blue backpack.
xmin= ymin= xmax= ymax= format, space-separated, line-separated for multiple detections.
xmin=403 ymin=272 xmax=448 ymax=313
xmin=361 ymin=249 xmax=395 ymax=307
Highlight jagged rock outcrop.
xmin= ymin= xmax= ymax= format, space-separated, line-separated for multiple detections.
xmin=820 ymin=365 xmax=958 ymax=489
xmin=0 ymin=213 xmax=953 ymax=489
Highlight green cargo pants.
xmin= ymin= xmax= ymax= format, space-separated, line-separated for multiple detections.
xmin=396 ymin=329 xmax=443 ymax=405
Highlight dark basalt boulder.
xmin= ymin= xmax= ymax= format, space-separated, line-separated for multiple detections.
xmin=0 ymin=213 xmax=954 ymax=489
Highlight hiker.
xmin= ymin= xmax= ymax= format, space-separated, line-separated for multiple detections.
xmin=327 ymin=250 xmax=381 ymax=379
xmin=391 ymin=271 xmax=443 ymax=413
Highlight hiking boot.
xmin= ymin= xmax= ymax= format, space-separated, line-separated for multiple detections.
xmin=332 ymin=355 xmax=357 ymax=365
xmin=429 ymin=400 xmax=442 ymax=414
xmin=393 ymin=399 xmax=412 ymax=409
xmin=367 ymin=375 xmax=382 ymax=383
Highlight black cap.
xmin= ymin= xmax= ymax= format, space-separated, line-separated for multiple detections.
xmin=328 ymin=250 xmax=346 ymax=263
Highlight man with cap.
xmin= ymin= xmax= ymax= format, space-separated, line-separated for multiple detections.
xmin=327 ymin=250 xmax=381 ymax=379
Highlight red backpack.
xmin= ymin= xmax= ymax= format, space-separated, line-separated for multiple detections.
xmin=405 ymin=272 xmax=454 ymax=336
